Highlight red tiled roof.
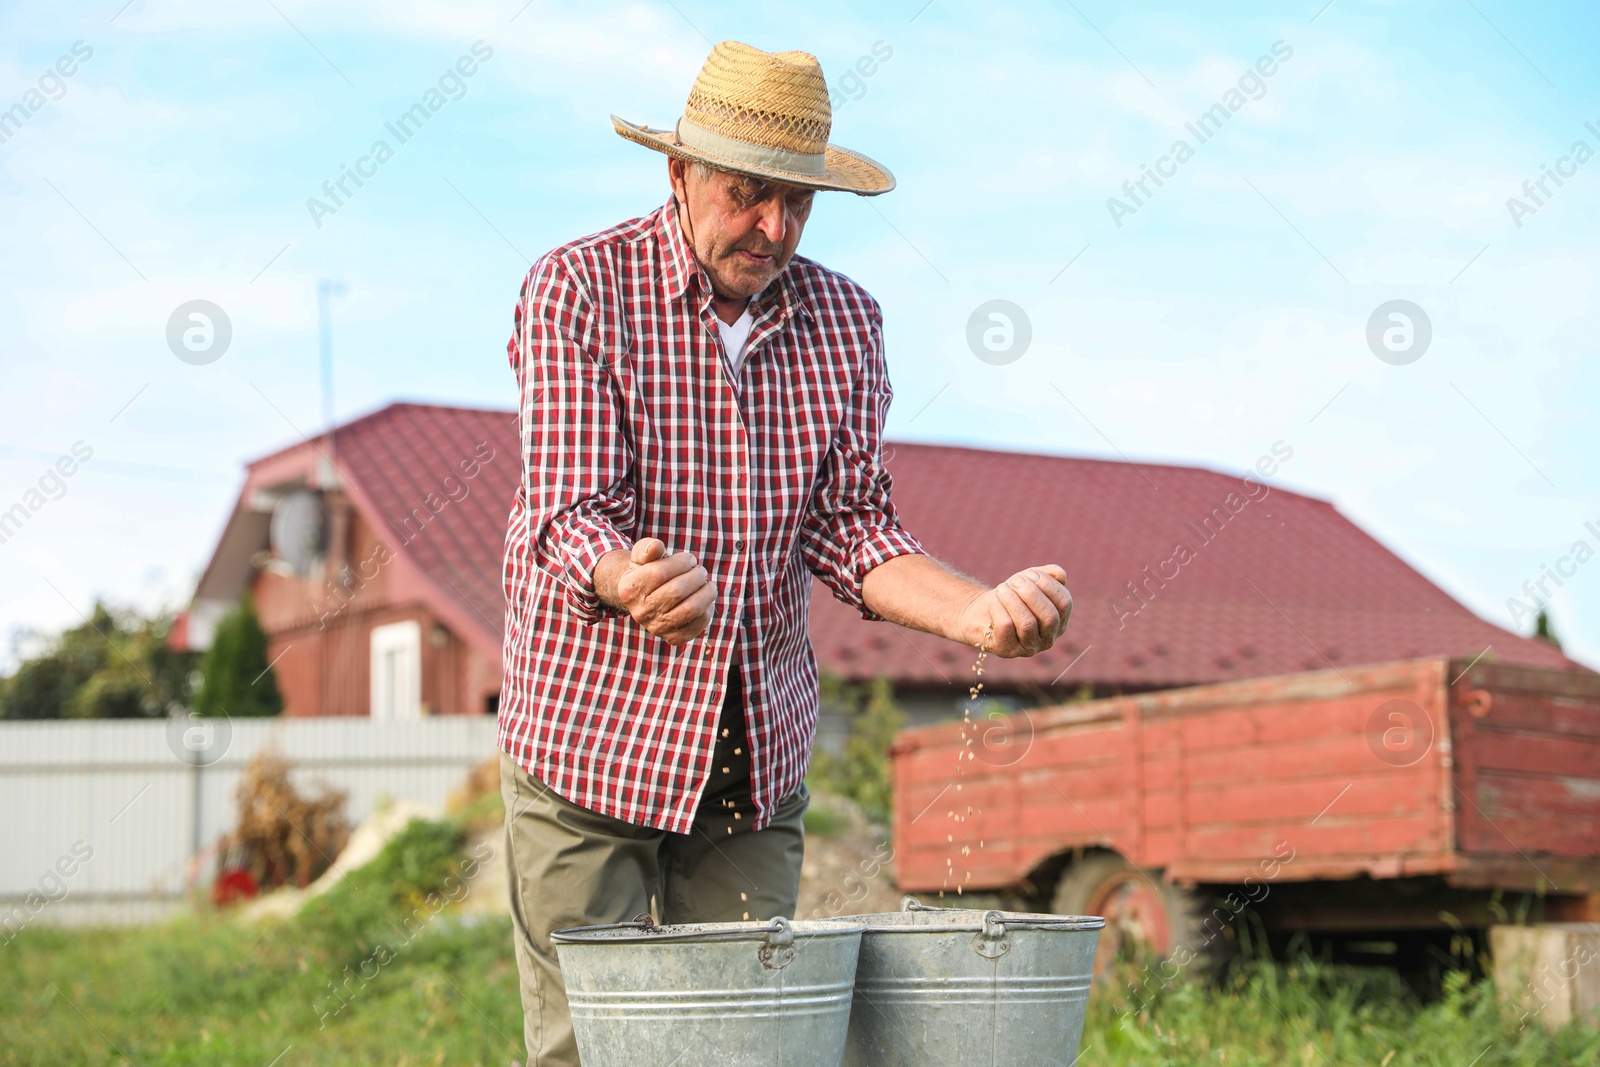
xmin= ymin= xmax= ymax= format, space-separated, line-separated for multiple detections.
xmin=247 ymin=402 xmax=1586 ymax=692
xmin=268 ymin=402 xmax=520 ymax=650
xmin=812 ymin=442 xmax=1584 ymax=691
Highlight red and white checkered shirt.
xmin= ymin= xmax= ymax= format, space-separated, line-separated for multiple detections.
xmin=497 ymin=195 xmax=924 ymax=834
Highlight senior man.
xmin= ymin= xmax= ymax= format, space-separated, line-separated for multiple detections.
xmin=497 ymin=40 xmax=1073 ymax=1066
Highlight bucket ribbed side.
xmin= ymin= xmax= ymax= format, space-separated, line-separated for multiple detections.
xmin=853 ymin=972 xmax=1092 ymax=1007
xmin=568 ymin=977 xmax=856 ymax=1020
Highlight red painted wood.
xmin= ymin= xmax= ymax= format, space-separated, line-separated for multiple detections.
xmin=1458 ymin=773 xmax=1600 ymax=856
xmin=1179 ymin=814 xmax=1442 ymax=860
xmin=1464 ymin=691 xmax=1600 ymax=740
xmin=1470 ymin=730 xmax=1600 ymax=780
xmin=1183 ymin=741 xmax=1429 ymax=785
xmin=1030 ymin=728 xmax=1128 ymax=765
xmin=1181 ymin=775 xmax=1435 ymax=827
xmin=1452 ymin=663 xmax=1600 ymax=864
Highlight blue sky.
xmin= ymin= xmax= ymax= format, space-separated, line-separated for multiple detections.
xmin=2 ymin=0 xmax=1597 ymax=672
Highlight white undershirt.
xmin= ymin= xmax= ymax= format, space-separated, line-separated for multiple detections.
xmin=716 ymin=302 xmax=756 ymax=381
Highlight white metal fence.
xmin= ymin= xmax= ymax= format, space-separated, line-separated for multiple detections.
xmin=0 ymin=715 xmax=500 ymax=930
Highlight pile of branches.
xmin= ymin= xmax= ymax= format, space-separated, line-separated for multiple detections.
xmin=218 ymin=748 xmax=351 ymax=895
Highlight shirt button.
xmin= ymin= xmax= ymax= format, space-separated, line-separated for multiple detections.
xmin=733 ymin=539 xmax=745 ymax=551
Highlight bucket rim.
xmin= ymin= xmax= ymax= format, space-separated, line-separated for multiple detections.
xmin=822 ymin=898 xmax=1105 ymax=932
xmin=551 ymin=914 xmax=867 ymax=945
xmin=838 ymin=913 xmax=1105 ymax=932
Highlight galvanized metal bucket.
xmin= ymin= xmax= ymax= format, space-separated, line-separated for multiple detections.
xmin=551 ymin=914 xmax=865 ymax=1067
xmin=839 ymin=897 xmax=1103 ymax=1067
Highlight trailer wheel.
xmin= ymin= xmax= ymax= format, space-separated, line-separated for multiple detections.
xmin=1051 ymin=853 xmax=1210 ymax=977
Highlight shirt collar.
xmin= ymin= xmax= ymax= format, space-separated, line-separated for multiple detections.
xmin=656 ymin=194 xmax=811 ymax=325
xmin=657 ymin=194 xmax=704 ymax=304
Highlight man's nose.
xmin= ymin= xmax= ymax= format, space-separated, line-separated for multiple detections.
xmin=754 ymin=196 xmax=787 ymax=245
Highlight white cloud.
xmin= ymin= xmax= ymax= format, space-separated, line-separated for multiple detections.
xmin=1361 ymin=161 xmax=1510 ymax=228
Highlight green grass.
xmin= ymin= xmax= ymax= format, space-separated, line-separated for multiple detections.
xmin=801 ymin=803 xmax=849 ymax=838
xmin=1089 ymin=957 xmax=1600 ymax=1066
xmin=11 ymin=919 xmax=1600 ymax=1065
xmin=298 ymin=817 xmax=468 ymax=956
xmin=1 ymin=815 xmax=524 ymax=1067
xmin=2 ymin=911 xmax=523 ymax=1066
xmin=6 ymin=814 xmax=1600 ymax=1066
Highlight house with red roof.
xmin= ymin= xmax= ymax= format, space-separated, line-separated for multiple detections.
xmin=173 ymin=403 xmax=512 ymax=720
xmin=172 ymin=401 xmax=1586 ymax=725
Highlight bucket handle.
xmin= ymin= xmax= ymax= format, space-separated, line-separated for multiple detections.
xmin=758 ymin=915 xmax=797 ymax=970
xmin=902 ymin=897 xmax=1010 ymax=958
xmin=973 ymin=910 xmax=1011 ymax=959
xmin=899 ymin=895 xmax=1105 ymax=932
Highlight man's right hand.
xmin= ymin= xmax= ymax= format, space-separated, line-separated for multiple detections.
xmin=594 ymin=538 xmax=717 ymax=645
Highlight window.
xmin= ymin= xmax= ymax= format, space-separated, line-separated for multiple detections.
xmin=370 ymin=620 xmax=422 ymax=720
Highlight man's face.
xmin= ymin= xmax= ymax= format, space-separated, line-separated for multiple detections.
xmin=669 ymin=158 xmax=816 ymax=303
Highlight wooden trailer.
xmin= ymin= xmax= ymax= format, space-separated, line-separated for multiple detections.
xmin=890 ymin=656 xmax=1600 ymax=967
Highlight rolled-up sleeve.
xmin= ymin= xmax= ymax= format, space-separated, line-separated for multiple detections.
xmin=796 ymin=303 xmax=924 ymax=620
xmin=510 ymin=254 xmax=634 ymax=623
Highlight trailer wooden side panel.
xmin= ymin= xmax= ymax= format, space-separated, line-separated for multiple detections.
xmin=892 ymin=659 xmax=1460 ymax=892
xmin=1145 ymin=662 xmax=1453 ymax=884
xmin=1451 ymin=661 xmax=1600 ymax=882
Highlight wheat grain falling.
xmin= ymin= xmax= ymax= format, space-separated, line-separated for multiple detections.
xmin=942 ymin=624 xmax=993 ymax=897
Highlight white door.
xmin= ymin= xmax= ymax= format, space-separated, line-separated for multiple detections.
xmin=370 ymin=620 xmax=422 ymax=720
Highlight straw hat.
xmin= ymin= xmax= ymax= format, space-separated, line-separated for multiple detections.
xmin=612 ymin=40 xmax=894 ymax=196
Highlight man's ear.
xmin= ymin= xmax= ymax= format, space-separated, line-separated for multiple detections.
xmin=667 ymin=156 xmax=688 ymax=203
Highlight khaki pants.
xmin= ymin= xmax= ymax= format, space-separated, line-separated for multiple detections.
xmin=499 ymin=669 xmax=808 ymax=1067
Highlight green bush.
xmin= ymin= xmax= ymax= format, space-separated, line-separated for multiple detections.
xmin=807 ymin=674 xmax=905 ymax=823
xmin=193 ymin=592 xmax=282 ymax=718
xmin=0 ymin=602 xmax=196 ymax=719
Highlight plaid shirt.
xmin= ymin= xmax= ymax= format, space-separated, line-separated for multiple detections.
xmin=497 ymin=195 xmax=924 ymax=835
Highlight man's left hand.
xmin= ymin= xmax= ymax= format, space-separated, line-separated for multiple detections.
xmin=956 ymin=564 xmax=1073 ymax=658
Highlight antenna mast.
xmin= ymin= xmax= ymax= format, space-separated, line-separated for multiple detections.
xmin=316 ymin=279 xmax=346 ymax=487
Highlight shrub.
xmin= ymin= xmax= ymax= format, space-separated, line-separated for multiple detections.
xmin=194 ymin=591 xmax=282 ymax=717
xmin=0 ymin=602 xmax=196 ymax=719
xmin=808 ymin=674 xmax=905 ymax=823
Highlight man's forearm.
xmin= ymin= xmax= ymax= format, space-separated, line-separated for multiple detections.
xmin=860 ymin=553 xmax=988 ymax=646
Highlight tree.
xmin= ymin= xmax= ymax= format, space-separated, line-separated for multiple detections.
xmin=0 ymin=603 xmax=197 ymax=719
xmin=193 ymin=592 xmax=283 ymax=718
xmin=1535 ymin=606 xmax=1562 ymax=650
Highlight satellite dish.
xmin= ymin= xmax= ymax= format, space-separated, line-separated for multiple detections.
xmin=270 ymin=488 xmax=324 ymax=577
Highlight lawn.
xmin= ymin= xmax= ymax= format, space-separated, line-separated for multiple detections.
xmin=9 ymin=915 xmax=1600 ymax=1066
xmin=3 ymin=910 xmax=522 ymax=1067
xmin=5 ymin=817 xmax=1599 ymax=1066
